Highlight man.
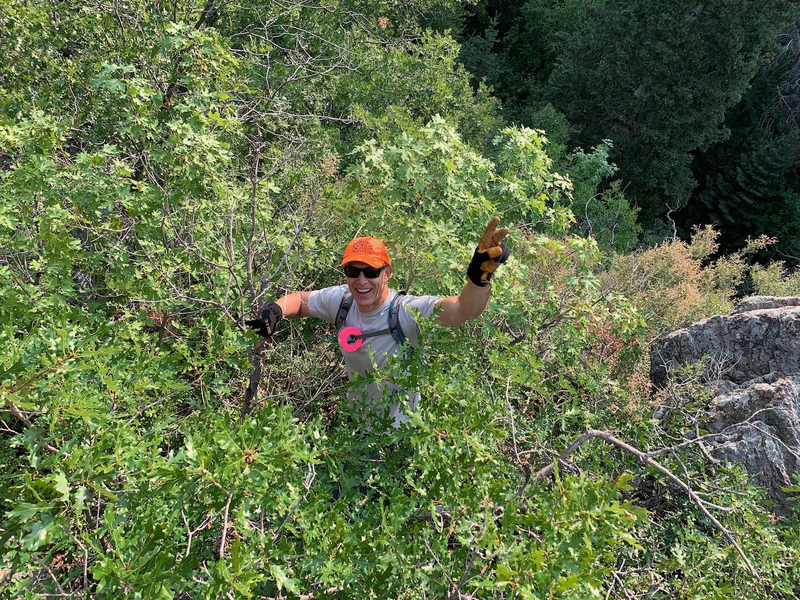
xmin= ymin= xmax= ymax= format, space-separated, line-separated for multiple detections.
xmin=247 ymin=217 xmax=510 ymax=428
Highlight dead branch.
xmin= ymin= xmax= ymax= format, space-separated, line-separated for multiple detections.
xmin=3 ymin=354 xmax=78 ymax=455
xmin=32 ymin=555 xmax=65 ymax=595
xmin=447 ymin=591 xmax=478 ymax=600
xmin=182 ymin=509 xmax=214 ymax=559
xmin=273 ymin=463 xmax=316 ymax=541
xmin=265 ymin=586 xmax=340 ymax=600
xmin=241 ymin=341 xmax=266 ymax=419
xmin=532 ymin=429 xmax=760 ymax=579
xmin=218 ymin=484 xmax=236 ymax=560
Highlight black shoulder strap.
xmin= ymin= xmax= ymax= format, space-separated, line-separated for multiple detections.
xmin=387 ymin=291 xmax=407 ymax=345
xmin=335 ymin=291 xmax=353 ymax=332
xmin=334 ymin=290 xmax=408 ymax=346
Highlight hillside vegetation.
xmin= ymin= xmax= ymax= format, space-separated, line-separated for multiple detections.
xmin=1 ymin=1 xmax=799 ymax=598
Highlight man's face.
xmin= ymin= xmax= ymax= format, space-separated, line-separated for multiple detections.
xmin=344 ymin=261 xmax=392 ymax=313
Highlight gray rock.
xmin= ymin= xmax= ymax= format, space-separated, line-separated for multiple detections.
xmin=651 ymin=298 xmax=800 ymax=388
xmin=704 ymin=373 xmax=800 ymax=515
xmin=733 ymin=296 xmax=800 ymax=314
xmin=651 ymin=296 xmax=800 ymax=514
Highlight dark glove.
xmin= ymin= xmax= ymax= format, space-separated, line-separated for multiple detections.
xmin=245 ymin=303 xmax=283 ymax=337
xmin=467 ymin=216 xmax=510 ymax=287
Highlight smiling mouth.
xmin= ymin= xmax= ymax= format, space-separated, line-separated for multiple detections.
xmin=355 ymin=288 xmax=372 ymax=294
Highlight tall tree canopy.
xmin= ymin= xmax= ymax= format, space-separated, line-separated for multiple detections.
xmin=681 ymin=22 xmax=800 ymax=258
xmin=459 ymin=0 xmax=800 ymax=227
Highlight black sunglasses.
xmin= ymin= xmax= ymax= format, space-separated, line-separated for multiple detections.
xmin=343 ymin=264 xmax=386 ymax=279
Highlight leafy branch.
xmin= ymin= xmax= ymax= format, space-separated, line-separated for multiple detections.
xmin=2 ymin=352 xmax=79 ymax=455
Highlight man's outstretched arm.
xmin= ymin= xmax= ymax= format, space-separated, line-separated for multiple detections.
xmin=436 ymin=279 xmax=492 ymax=327
xmin=274 ymin=291 xmax=312 ymax=320
xmin=245 ymin=291 xmax=312 ymax=337
xmin=436 ymin=217 xmax=510 ymax=328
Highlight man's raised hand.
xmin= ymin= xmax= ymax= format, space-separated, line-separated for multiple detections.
xmin=467 ymin=216 xmax=510 ymax=286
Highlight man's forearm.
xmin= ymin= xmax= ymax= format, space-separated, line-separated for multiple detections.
xmin=436 ymin=281 xmax=491 ymax=327
xmin=275 ymin=291 xmax=312 ymax=319
xmin=434 ymin=216 xmax=509 ymax=327
xmin=245 ymin=291 xmax=311 ymax=338
xmin=457 ymin=280 xmax=491 ymax=320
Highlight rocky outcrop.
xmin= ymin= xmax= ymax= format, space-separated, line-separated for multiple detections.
xmin=651 ymin=296 xmax=800 ymax=388
xmin=704 ymin=372 xmax=800 ymax=514
xmin=732 ymin=296 xmax=800 ymax=314
xmin=651 ymin=296 xmax=800 ymax=515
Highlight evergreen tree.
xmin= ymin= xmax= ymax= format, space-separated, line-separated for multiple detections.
xmin=680 ymin=22 xmax=800 ymax=258
xmin=458 ymin=0 xmax=799 ymax=226
xmin=546 ymin=0 xmax=798 ymax=223
xmin=693 ymin=134 xmax=800 ymax=257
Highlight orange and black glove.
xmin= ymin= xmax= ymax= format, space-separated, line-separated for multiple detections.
xmin=466 ymin=216 xmax=510 ymax=287
xmin=245 ymin=303 xmax=283 ymax=338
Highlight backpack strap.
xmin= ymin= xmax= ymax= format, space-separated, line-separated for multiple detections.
xmin=335 ymin=291 xmax=354 ymax=332
xmin=335 ymin=290 xmax=408 ymax=346
xmin=387 ymin=291 xmax=407 ymax=345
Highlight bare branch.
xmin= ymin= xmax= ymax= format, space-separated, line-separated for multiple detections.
xmin=32 ymin=555 xmax=65 ymax=595
xmin=533 ymin=429 xmax=760 ymax=579
xmin=665 ymin=205 xmax=677 ymax=242
xmin=273 ymin=463 xmax=316 ymax=540
xmin=183 ymin=509 xmax=214 ymax=558
xmin=219 ymin=484 xmax=236 ymax=560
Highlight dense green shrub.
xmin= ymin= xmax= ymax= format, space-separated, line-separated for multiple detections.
xmin=2 ymin=1 xmax=799 ymax=598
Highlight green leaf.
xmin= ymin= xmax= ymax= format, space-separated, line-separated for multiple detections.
xmin=53 ymin=470 xmax=70 ymax=502
xmin=0 ymin=359 xmax=27 ymax=383
xmin=270 ymin=565 xmax=299 ymax=594
xmin=21 ymin=522 xmax=52 ymax=551
xmin=8 ymin=502 xmax=56 ymax=521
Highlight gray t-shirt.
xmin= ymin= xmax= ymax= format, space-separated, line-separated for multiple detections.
xmin=307 ymin=285 xmax=440 ymax=428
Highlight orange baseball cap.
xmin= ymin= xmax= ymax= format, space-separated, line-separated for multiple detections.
xmin=340 ymin=236 xmax=391 ymax=268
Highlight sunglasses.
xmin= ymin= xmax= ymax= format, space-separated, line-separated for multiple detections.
xmin=343 ymin=264 xmax=386 ymax=279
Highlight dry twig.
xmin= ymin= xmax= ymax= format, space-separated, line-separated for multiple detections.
xmin=533 ymin=429 xmax=760 ymax=579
